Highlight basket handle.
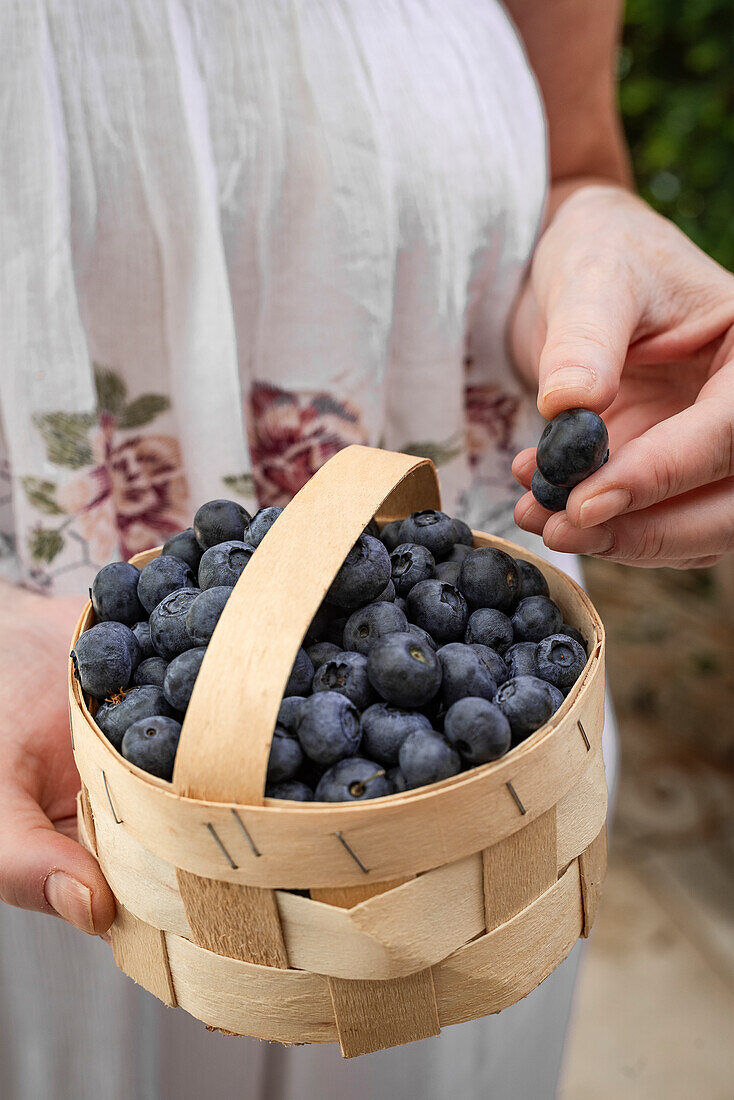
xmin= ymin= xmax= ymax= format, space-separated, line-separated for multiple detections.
xmin=173 ymin=446 xmax=441 ymax=804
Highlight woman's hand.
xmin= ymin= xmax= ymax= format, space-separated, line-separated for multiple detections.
xmin=510 ymin=184 xmax=734 ymax=568
xmin=0 ymin=583 xmax=115 ymax=933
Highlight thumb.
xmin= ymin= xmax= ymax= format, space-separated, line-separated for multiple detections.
xmin=0 ymin=785 xmax=116 ymax=934
xmin=536 ymin=274 xmax=638 ymax=420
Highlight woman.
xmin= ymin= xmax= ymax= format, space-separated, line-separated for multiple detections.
xmin=1 ymin=2 xmax=732 ymax=1097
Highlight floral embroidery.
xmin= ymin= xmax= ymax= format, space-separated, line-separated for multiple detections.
xmin=23 ymin=366 xmax=188 ymax=565
xmin=465 ymin=384 xmax=521 ymax=467
xmin=246 ymin=383 xmax=368 ymax=506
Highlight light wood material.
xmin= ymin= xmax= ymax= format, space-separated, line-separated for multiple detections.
xmin=483 ymin=807 xmax=558 ymax=932
xmin=176 ymin=872 xmax=289 ymax=968
xmin=312 ymin=879 xmax=413 ymax=908
xmin=579 ymin=824 xmax=607 ymax=937
xmin=110 ymin=903 xmax=177 ymax=1007
xmin=78 ymin=784 xmax=97 ymax=856
xmin=327 ymin=970 xmax=441 ymax=1058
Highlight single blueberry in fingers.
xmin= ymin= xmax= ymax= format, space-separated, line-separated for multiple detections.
xmin=360 ymin=703 xmax=432 ymax=766
xmin=398 ymin=730 xmax=461 ymax=788
xmin=277 ymin=695 xmax=306 ymax=733
xmin=328 ymin=535 xmax=391 ymax=610
xmin=163 ymin=647 xmax=207 ymax=711
xmin=464 ymin=607 xmax=513 ymax=654
xmin=91 ymin=561 xmax=145 ymax=626
xmin=132 ymin=656 xmax=169 ymax=688
xmin=531 ymin=469 xmax=571 ymax=512
xmin=137 ymin=556 xmax=197 ymax=615
xmin=95 ymin=684 xmax=178 ymax=751
xmin=71 ymin=622 xmax=139 ymax=699
xmin=511 ymin=596 xmax=563 ymax=643
xmin=469 ymin=643 xmax=510 ymax=685
xmin=535 ymin=634 xmax=587 ymax=693
xmin=444 ymin=697 xmax=512 ymax=765
xmin=193 ymin=498 xmax=250 ymax=549
xmin=343 ymin=601 xmax=408 ymax=655
xmin=312 ymin=651 xmax=373 ymax=710
xmin=296 ymin=693 xmax=362 ymax=765
xmin=390 ymin=543 xmax=436 ymax=598
xmin=121 ymin=715 xmax=182 ymax=780
xmin=407 ymin=579 xmax=468 ymax=644
xmin=505 ymin=642 xmax=539 ymax=679
xmin=244 ymin=506 xmax=284 ymax=547
xmin=285 ymin=648 xmax=315 ymax=697
xmin=314 ymin=757 xmax=392 ymax=802
xmin=266 ymin=780 xmax=314 ymax=802
xmin=515 ymin=559 xmax=550 ymax=600
xmin=162 ymin=528 xmax=203 ymax=574
xmin=493 ymin=675 xmax=555 ymax=742
xmin=267 ymin=725 xmax=305 ymax=784
xmin=198 ymin=540 xmax=255 ymax=589
xmin=459 ymin=548 xmax=520 ymax=613
xmin=398 ymin=510 xmax=457 ymax=560
xmin=437 ymin=642 xmax=498 ymax=709
xmin=367 ymin=631 xmax=442 ymax=708
xmin=149 ymin=588 xmax=201 ymax=660
xmin=536 ymin=409 xmax=609 ymax=488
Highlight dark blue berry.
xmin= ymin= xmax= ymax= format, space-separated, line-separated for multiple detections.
xmin=470 ymin=643 xmax=510 ymax=685
xmin=137 ymin=556 xmax=197 ymax=615
xmin=558 ymin=623 xmax=587 ymax=650
xmin=360 ymin=703 xmax=432 ymax=766
xmin=132 ymin=656 xmax=169 ymax=688
xmin=516 ymin=559 xmax=550 ymax=600
xmin=267 ymin=725 xmax=304 ymax=784
xmin=71 ymin=622 xmax=139 ymax=699
xmin=434 ymin=561 xmax=462 ymax=586
xmin=185 ymin=586 xmax=231 ymax=646
xmin=398 ymin=510 xmax=457 ymax=559
xmin=311 ymin=651 xmax=373 ymax=709
xmin=285 ymin=648 xmax=314 ymax=697
xmin=437 ymin=642 xmax=498 ymax=709
xmin=394 ymin=597 xmax=408 ymax=615
xmin=545 ymin=683 xmax=565 ymax=713
xmin=198 ymin=540 xmax=255 ymax=589
xmin=343 ymin=601 xmax=408 ymax=655
xmin=121 ymin=715 xmax=182 ymax=780
xmin=244 ymin=506 xmax=284 ymax=548
xmin=387 ymin=766 xmax=408 ymax=793
xmin=162 ymin=528 xmax=203 ymax=574
xmin=459 ymin=548 xmax=520 ymax=613
xmin=95 ymin=685 xmax=177 ymax=751
xmin=493 ymin=676 xmax=555 ymax=742
xmin=193 ymin=498 xmax=250 ymax=549
xmin=375 ymin=579 xmax=396 ymax=602
xmin=324 ymin=615 xmax=349 ymax=647
xmin=452 ymin=518 xmax=475 ymax=547
xmin=505 ymin=642 xmax=539 ymax=678
xmin=304 ymin=600 xmax=339 ymax=645
xmin=277 ymin=695 xmax=306 ymax=733
xmin=328 ymin=535 xmax=391 ymax=610
xmin=296 ymin=693 xmax=361 ymax=765
xmin=91 ymin=562 xmax=145 ymax=625
xmin=407 ymin=579 xmax=468 ymax=643
xmin=266 ymin=780 xmax=314 ymax=802
xmin=306 ymin=642 xmax=343 ymax=670
xmin=163 ymin=647 xmax=207 ymax=711
xmin=363 ymin=518 xmax=381 ymax=539
xmin=406 ymin=623 xmax=438 ymax=650
xmin=367 ymin=631 xmax=442 ymax=708
xmin=535 ymin=634 xmax=587 ymax=693
xmin=444 ymin=697 xmax=512 ymax=765
xmin=390 ymin=543 xmax=436 ymax=597
xmin=131 ymin=621 xmax=156 ymax=660
xmin=531 ymin=469 xmax=571 ymax=512
xmin=149 ymin=588 xmax=200 ymax=660
xmin=444 ymin=543 xmax=473 ymax=563
xmin=536 ymin=409 xmax=609 ymax=488
xmin=314 ymin=757 xmax=391 ymax=802
xmin=464 ymin=607 xmax=513 ymax=654
xmin=379 ymin=519 xmax=405 ymax=553
xmin=398 ymin=730 xmax=461 ymax=788
xmin=511 ymin=596 xmax=563 ymax=643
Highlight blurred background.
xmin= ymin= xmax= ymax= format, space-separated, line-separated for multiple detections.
xmin=560 ymin=3 xmax=734 ymax=1095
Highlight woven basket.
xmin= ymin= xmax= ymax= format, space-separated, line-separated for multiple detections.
xmin=70 ymin=446 xmax=607 ymax=1058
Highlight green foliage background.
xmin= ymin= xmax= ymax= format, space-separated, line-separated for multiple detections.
xmin=620 ymin=0 xmax=734 ymax=270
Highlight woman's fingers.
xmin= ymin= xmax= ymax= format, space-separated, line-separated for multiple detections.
xmin=0 ymin=785 xmax=116 ymax=934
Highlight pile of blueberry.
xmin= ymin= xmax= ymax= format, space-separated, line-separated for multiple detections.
xmin=531 ymin=409 xmax=609 ymax=511
xmin=71 ymin=500 xmax=589 ymax=800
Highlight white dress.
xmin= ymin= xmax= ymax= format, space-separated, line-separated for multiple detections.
xmin=0 ymin=2 xmax=615 ymax=1097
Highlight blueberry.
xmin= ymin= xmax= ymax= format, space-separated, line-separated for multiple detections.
xmin=544 ymin=683 xmax=565 ymax=714
xmin=406 ymin=579 xmax=468 ymax=643
xmin=406 ymin=623 xmax=438 ymax=651
xmin=444 ymin=543 xmax=473 ymax=563
xmin=366 ymin=631 xmax=442 ymax=708
xmin=464 ymin=607 xmax=513 ymax=654
xmin=398 ymin=730 xmax=461 ymax=788
xmin=244 ymin=506 xmax=284 ymax=548
xmin=121 ymin=715 xmax=182 ymax=780
xmin=285 ymin=648 xmax=315 ymax=697
xmin=137 ymin=556 xmax=197 ymax=614
xmin=390 ymin=543 xmax=436 ymax=598
xmin=306 ymin=642 xmax=343 ymax=670
xmin=343 ymin=601 xmax=408 ymax=655
xmin=296 ymin=693 xmax=361 ymax=765
xmin=162 ymin=528 xmax=204 ymax=574
xmin=304 ymin=600 xmax=339 ymax=645
xmin=398 ymin=510 xmax=457 ymax=559
xmin=266 ymin=780 xmax=314 ymax=802
xmin=379 ymin=519 xmax=405 ymax=553
xmin=267 ymin=725 xmax=304 ymax=784
xmin=511 ymin=596 xmax=563 ymax=643
xmin=184 ymin=586 xmax=229 ymax=646
xmin=95 ymin=685 xmax=178 ymax=751
xmin=375 ymin=579 xmax=396 ymax=602
xmin=132 ymin=656 xmax=169 ymax=688
xmin=394 ymin=597 xmax=408 ymax=615
xmin=277 ymin=695 xmax=306 ymax=733
xmin=387 ymin=766 xmax=408 ymax=794
xmin=469 ymin=643 xmax=510 ymax=685
xmin=558 ymin=623 xmax=587 ymax=651
xmin=515 ymin=559 xmax=550 ymax=601
xmin=198 ymin=540 xmax=255 ymax=589
xmin=149 ymin=588 xmax=200 ymax=660
xmin=91 ymin=561 xmax=145 ymax=626
xmin=444 ymin=697 xmax=512 ymax=765
xmin=71 ymin=622 xmax=139 ymax=699
xmin=459 ymin=548 xmax=520 ymax=613
xmin=493 ymin=676 xmax=555 ymax=742
xmin=363 ymin=518 xmax=381 ymax=539
xmin=314 ymin=757 xmax=391 ymax=802
xmin=360 ymin=703 xmax=432 ymax=766
xmin=163 ymin=647 xmax=207 ymax=711
xmin=312 ymin=651 xmax=373 ymax=709
xmin=436 ymin=642 xmax=498 ymax=708
xmin=536 ymin=409 xmax=609 ymax=488
xmin=434 ymin=561 xmax=462 ymax=586
xmin=193 ymin=498 xmax=250 ymax=549
xmin=131 ymin=621 xmax=156 ymax=660
xmin=535 ymin=634 xmax=587 ymax=693
xmin=505 ymin=642 xmax=539 ymax=678
xmin=531 ymin=469 xmax=571 ymax=512
xmin=452 ymin=518 xmax=475 ymax=547
xmin=324 ymin=615 xmax=349 ymax=648
xmin=328 ymin=535 xmax=391 ymax=610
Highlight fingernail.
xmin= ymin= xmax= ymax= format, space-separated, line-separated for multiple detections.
xmin=543 ymin=366 xmax=596 ymax=398
xmin=578 ymin=488 xmax=632 ymax=528
xmin=547 ymin=520 xmax=615 ymax=555
xmin=45 ymin=871 xmax=95 ymax=934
